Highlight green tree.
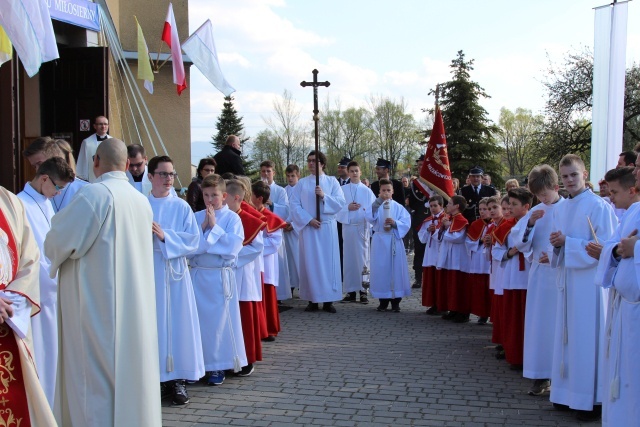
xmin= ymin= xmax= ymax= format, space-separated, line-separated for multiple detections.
xmin=367 ymin=95 xmax=419 ymax=178
xmin=435 ymin=50 xmax=503 ymax=186
xmin=498 ymin=107 xmax=544 ymax=177
xmin=537 ymin=48 xmax=640 ymax=166
xmin=212 ymin=96 xmax=248 ymax=151
xmin=211 ymin=96 xmax=254 ymax=175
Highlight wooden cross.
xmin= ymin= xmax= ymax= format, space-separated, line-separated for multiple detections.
xmin=300 ymin=69 xmax=330 ymax=220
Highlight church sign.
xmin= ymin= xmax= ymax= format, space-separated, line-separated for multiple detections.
xmin=46 ymin=0 xmax=101 ymax=32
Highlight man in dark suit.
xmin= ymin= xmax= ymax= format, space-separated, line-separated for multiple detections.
xmin=370 ymin=158 xmax=405 ymax=206
xmin=336 ymin=156 xmax=350 ymax=281
xmin=213 ymin=135 xmax=245 ymax=176
xmin=406 ymin=155 xmax=431 ymax=288
xmin=460 ymin=166 xmax=497 ymax=224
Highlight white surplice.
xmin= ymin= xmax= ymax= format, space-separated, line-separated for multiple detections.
xmin=437 ymin=224 xmax=469 ymax=273
xmin=76 ymin=134 xmax=112 ymax=182
xmin=283 ymin=184 xmax=300 ymax=290
xmin=365 ymin=199 xmax=411 ymax=299
xmin=549 ymin=189 xmax=617 ymax=410
xmin=494 ymin=217 xmax=530 ymax=290
xmin=45 ymin=172 xmax=161 ymax=427
xmin=290 ymin=173 xmax=346 ymax=303
xmin=262 ymin=228 xmax=283 ymax=286
xmin=512 ymin=198 xmax=564 ymax=380
xmin=17 ymin=183 xmax=58 ymax=407
xmin=337 ymin=182 xmax=375 ymax=292
xmin=595 ymin=201 xmax=640 ymax=426
xmin=189 ymin=206 xmax=247 ymax=372
xmin=418 ymin=212 xmax=444 ymax=268
xmin=51 ymin=177 xmax=88 ymax=213
xmin=269 ymin=182 xmax=292 ymax=300
xmin=236 ymin=232 xmax=265 ymax=302
xmin=464 ymin=221 xmax=490 ymax=275
xmin=148 ymin=194 xmax=205 ymax=382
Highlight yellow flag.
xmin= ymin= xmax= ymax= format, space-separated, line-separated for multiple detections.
xmin=134 ymin=16 xmax=154 ymax=94
xmin=0 ymin=25 xmax=12 ymax=66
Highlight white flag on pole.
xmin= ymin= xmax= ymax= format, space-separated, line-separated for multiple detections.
xmin=182 ymin=20 xmax=236 ymax=97
xmin=0 ymin=0 xmax=59 ymax=77
xmin=591 ymin=2 xmax=628 ymax=189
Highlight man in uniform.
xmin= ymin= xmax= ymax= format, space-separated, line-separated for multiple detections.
xmin=370 ymin=158 xmax=405 ymax=206
xmin=406 ymin=155 xmax=431 ymax=288
xmin=460 ymin=166 xmax=497 ymax=224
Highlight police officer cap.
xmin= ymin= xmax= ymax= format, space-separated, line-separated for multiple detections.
xmin=376 ymin=158 xmax=391 ymax=169
xmin=469 ymin=166 xmax=484 ymax=175
xmin=337 ymin=156 xmax=351 ymax=167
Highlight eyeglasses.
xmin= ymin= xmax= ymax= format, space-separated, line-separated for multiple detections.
xmin=51 ymin=178 xmax=66 ymax=191
xmin=156 ymin=171 xmax=177 ymax=179
xmin=130 ymin=161 xmax=145 ymax=168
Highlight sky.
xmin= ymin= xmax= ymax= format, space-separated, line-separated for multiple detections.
xmin=187 ymin=0 xmax=640 ymax=166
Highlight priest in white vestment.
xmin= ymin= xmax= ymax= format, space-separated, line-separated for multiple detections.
xmin=290 ymin=151 xmax=346 ymax=312
xmin=0 ymin=186 xmax=57 ymax=426
xmin=76 ymin=116 xmax=112 ymax=182
xmin=45 ymin=139 xmax=161 ymax=426
xmin=147 ymin=155 xmax=204 ymax=405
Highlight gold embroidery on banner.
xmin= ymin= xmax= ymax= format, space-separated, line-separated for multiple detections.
xmin=0 ymin=408 xmax=22 ymax=426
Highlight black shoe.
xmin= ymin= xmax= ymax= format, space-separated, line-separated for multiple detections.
xmin=172 ymin=380 xmax=190 ymax=405
xmin=160 ymin=382 xmax=172 ymax=399
xmin=322 ymin=303 xmax=336 ymax=313
xmin=495 ymin=345 xmax=504 ymax=351
xmin=477 ymin=317 xmax=488 ymax=325
xmin=341 ymin=292 xmax=357 ymax=303
xmin=359 ymin=291 xmax=369 ymax=304
xmin=411 ymin=283 xmax=422 ymax=289
xmin=453 ymin=313 xmax=470 ymax=323
xmin=528 ymin=379 xmax=551 ymax=396
xmin=237 ymin=364 xmax=254 ymax=377
xmin=262 ymin=335 xmax=276 ymax=342
xmin=552 ymin=403 xmax=571 ymax=412
xmin=426 ymin=306 xmax=438 ymax=315
xmin=576 ymin=406 xmax=601 ymax=422
xmin=376 ymin=306 xmax=388 ymax=312
xmin=495 ymin=350 xmax=506 ymax=360
xmin=304 ymin=302 xmax=319 ymax=312
xmin=442 ymin=311 xmax=457 ymax=320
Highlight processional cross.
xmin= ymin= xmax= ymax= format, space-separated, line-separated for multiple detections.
xmin=300 ymin=69 xmax=330 ymax=220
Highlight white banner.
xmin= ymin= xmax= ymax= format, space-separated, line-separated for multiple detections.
xmin=591 ymin=2 xmax=628 ymax=188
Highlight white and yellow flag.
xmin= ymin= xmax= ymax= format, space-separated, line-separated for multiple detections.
xmin=134 ymin=16 xmax=154 ymax=94
xmin=0 ymin=25 xmax=12 ymax=67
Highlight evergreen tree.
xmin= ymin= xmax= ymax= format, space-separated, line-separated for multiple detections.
xmin=211 ymin=96 xmax=255 ymax=175
xmin=435 ymin=50 xmax=503 ymax=187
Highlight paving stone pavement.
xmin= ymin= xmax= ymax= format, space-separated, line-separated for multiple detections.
xmin=162 ymin=257 xmax=590 ymax=426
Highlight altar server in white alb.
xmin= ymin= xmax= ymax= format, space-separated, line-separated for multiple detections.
xmin=77 ymin=115 xmax=112 ymax=182
xmin=365 ymin=178 xmax=411 ymax=312
xmin=290 ymin=150 xmax=346 ymax=313
xmin=283 ymin=164 xmax=301 ymax=292
xmin=45 ymin=139 xmax=161 ymax=427
xmin=17 ymin=157 xmax=75 ymax=408
xmin=511 ymin=165 xmax=564 ymax=397
xmin=337 ymin=161 xmax=375 ymax=304
xmin=147 ymin=155 xmax=204 ymax=406
xmin=189 ymin=174 xmax=246 ymax=387
xmin=548 ymin=154 xmax=617 ymax=422
xmin=593 ymin=165 xmax=640 ymax=427
xmin=259 ymin=160 xmax=292 ymax=301
xmin=52 ymin=139 xmax=89 ymax=212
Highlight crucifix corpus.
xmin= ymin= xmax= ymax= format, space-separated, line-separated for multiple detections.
xmin=300 ymin=69 xmax=330 ymax=220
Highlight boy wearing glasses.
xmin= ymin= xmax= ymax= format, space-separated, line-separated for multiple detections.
xmin=147 ymin=156 xmax=204 ymax=405
xmin=17 ymin=157 xmax=75 ymax=406
xmin=77 ymin=115 xmax=111 ymax=182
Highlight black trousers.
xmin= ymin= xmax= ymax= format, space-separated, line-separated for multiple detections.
xmin=412 ymin=228 xmax=426 ymax=284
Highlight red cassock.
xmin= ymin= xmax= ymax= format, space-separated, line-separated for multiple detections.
xmin=236 ymin=207 xmax=267 ymax=363
xmin=492 ymin=217 xmax=527 ymax=365
xmin=443 ymin=213 xmax=470 ymax=313
xmin=258 ymin=206 xmax=288 ymax=338
xmin=466 ymin=218 xmax=491 ymax=318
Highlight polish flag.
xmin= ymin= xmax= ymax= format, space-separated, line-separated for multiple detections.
xmin=162 ymin=3 xmax=187 ymax=95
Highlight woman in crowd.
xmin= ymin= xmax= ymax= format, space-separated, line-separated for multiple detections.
xmin=187 ymin=158 xmax=217 ymax=212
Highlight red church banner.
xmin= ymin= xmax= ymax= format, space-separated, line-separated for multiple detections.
xmin=418 ymin=106 xmax=454 ymax=200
